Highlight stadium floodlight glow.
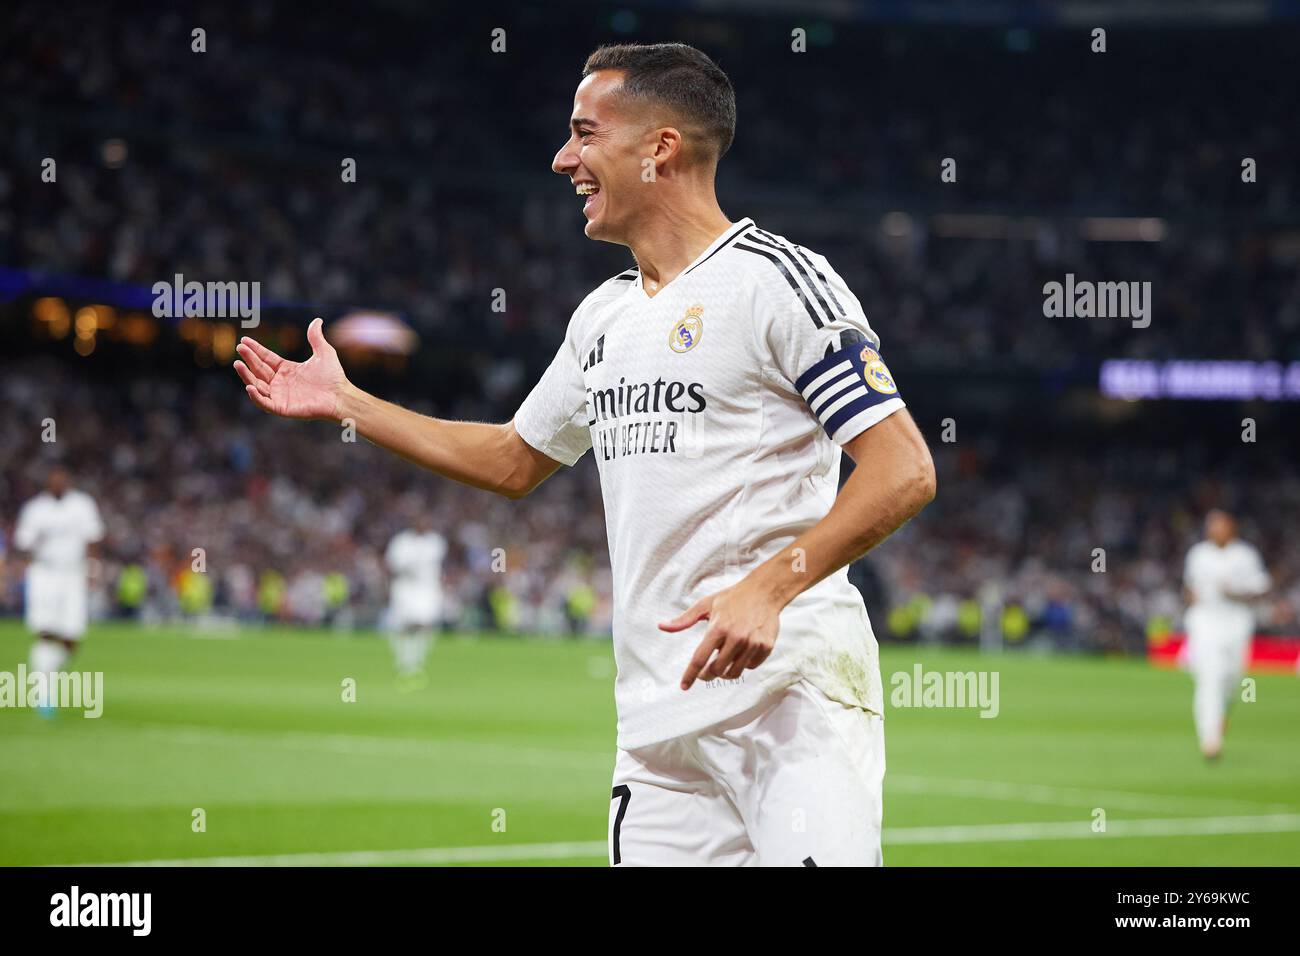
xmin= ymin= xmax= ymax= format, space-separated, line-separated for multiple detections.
xmin=328 ymin=311 xmax=419 ymax=355
xmin=74 ymin=307 xmax=98 ymax=337
xmin=101 ymin=138 xmax=128 ymax=169
xmin=1100 ymin=359 xmax=1300 ymax=400
xmin=880 ymin=212 xmax=914 ymax=238
xmin=930 ymin=214 xmax=1042 ymax=240
xmin=1079 ymin=217 xmax=1167 ymax=242
xmin=33 ymin=297 xmax=68 ymax=323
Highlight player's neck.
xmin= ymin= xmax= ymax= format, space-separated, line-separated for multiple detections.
xmin=629 ymin=198 xmax=732 ymax=295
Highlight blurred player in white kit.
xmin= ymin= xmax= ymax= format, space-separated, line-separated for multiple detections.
xmin=12 ymin=465 xmax=105 ymax=715
xmin=1183 ymin=510 xmax=1270 ymax=759
xmin=384 ymin=512 xmax=447 ymax=689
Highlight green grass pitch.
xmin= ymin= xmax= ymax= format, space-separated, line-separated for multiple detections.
xmin=2 ymin=620 xmax=1298 ymax=866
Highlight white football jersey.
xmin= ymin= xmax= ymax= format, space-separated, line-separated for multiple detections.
xmin=386 ymin=530 xmax=448 ymax=606
xmin=14 ymin=489 xmax=104 ymax=572
xmin=515 ymin=218 xmax=906 ymax=748
xmin=1184 ymin=539 xmax=1270 ymax=612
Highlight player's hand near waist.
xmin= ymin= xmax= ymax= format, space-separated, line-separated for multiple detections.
xmin=661 ymin=410 xmax=936 ymax=691
xmin=660 ymin=578 xmax=782 ymax=689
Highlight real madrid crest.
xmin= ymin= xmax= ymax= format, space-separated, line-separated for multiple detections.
xmin=859 ymin=345 xmax=898 ymax=394
xmin=670 ymin=305 xmax=704 ymax=353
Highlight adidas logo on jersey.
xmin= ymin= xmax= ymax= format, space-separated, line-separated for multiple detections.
xmin=581 ymin=333 xmax=606 ymax=372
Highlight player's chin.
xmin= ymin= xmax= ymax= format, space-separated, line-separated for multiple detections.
xmin=582 ymin=196 xmax=613 ymax=237
xmin=583 ymin=213 xmax=625 ymax=245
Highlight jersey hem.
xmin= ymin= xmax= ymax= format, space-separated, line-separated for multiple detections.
xmin=512 ymin=416 xmax=582 ymax=467
xmin=615 ymin=671 xmax=802 ymax=751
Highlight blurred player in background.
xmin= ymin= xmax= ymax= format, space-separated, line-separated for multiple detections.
xmin=1183 ymin=510 xmax=1271 ymax=759
xmin=12 ymin=464 xmax=105 ymax=716
xmin=385 ymin=512 xmax=448 ymax=690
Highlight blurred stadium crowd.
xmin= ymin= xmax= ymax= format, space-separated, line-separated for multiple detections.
xmin=0 ymin=363 xmax=614 ymax=636
xmin=2 ymin=1 xmax=1298 ymax=649
xmin=5 ymin=2 xmax=1300 ymax=371
xmin=3 ymin=362 xmax=1297 ymax=650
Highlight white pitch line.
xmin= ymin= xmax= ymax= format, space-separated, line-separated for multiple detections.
xmin=889 ymin=773 xmax=1293 ymax=814
xmin=883 ymin=813 xmax=1300 ymax=846
xmin=9 ymin=721 xmax=1292 ymax=814
xmin=126 ymin=722 xmax=612 ymax=773
xmin=96 ymin=841 xmax=611 ymax=868
xmin=68 ymin=814 xmax=1300 ymax=866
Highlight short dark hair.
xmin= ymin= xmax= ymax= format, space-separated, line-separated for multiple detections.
xmin=582 ymin=43 xmax=736 ymax=163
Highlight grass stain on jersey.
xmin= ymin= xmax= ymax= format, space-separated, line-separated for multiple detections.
xmin=809 ymin=649 xmax=881 ymax=716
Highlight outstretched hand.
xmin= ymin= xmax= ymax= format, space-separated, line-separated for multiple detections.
xmin=234 ymin=318 xmax=348 ymax=421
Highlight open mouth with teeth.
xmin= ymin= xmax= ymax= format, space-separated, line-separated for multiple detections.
xmin=576 ymin=181 xmax=601 ymax=215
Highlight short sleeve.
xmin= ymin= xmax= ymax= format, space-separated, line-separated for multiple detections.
xmin=756 ymin=246 xmax=905 ymax=445
xmin=385 ymin=535 xmax=404 ymax=572
xmin=84 ymin=496 xmax=105 ymax=543
xmin=1243 ymin=546 xmax=1272 ymax=593
xmin=13 ymin=501 xmax=37 ymax=551
xmin=513 ymin=315 xmax=593 ymax=467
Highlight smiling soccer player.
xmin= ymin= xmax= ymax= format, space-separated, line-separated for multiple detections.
xmin=234 ymin=42 xmax=935 ymax=866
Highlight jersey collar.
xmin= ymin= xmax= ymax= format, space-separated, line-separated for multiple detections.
xmin=632 ymin=217 xmax=755 ymax=291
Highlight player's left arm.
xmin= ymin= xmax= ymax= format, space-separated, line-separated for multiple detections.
xmin=662 ymin=252 xmax=935 ymax=689
xmin=1223 ymin=547 xmax=1272 ymax=602
xmin=84 ymin=496 xmax=107 ymax=583
xmin=663 ymin=410 xmax=933 ymax=688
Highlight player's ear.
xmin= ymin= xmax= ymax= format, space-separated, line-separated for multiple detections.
xmin=648 ymin=126 xmax=683 ymax=170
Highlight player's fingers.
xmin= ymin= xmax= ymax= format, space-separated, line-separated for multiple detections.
xmin=680 ymin=629 xmax=723 ymax=690
xmin=728 ymin=642 xmax=769 ymax=679
xmin=239 ymin=335 xmax=284 ymax=371
xmin=659 ymin=597 xmax=710 ymax=632
xmin=234 ymin=360 xmax=270 ymax=396
xmin=701 ymin=633 xmax=744 ymax=682
xmin=245 ymin=383 xmax=277 ymax=414
xmin=236 ymin=342 xmax=275 ymax=383
xmin=744 ymin=642 xmax=773 ymax=672
xmin=720 ymin=643 xmax=755 ymax=680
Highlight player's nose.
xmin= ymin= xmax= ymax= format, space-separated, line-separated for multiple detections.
xmin=552 ymin=138 xmax=579 ymax=175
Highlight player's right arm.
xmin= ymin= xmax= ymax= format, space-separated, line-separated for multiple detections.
xmin=1182 ymin=546 xmax=1198 ymax=605
xmin=1223 ymin=545 xmax=1271 ymax=602
xmin=384 ymin=536 xmax=404 ymax=575
xmin=235 ymin=318 xmax=561 ymax=499
xmin=10 ymin=500 xmax=38 ymax=563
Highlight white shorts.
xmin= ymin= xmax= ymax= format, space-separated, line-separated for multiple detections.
xmin=608 ymin=679 xmax=885 ymax=867
xmin=388 ymin=601 xmax=440 ymax=632
xmin=25 ymin=566 xmax=89 ymax=640
xmin=1185 ymin=607 xmax=1253 ymax=677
